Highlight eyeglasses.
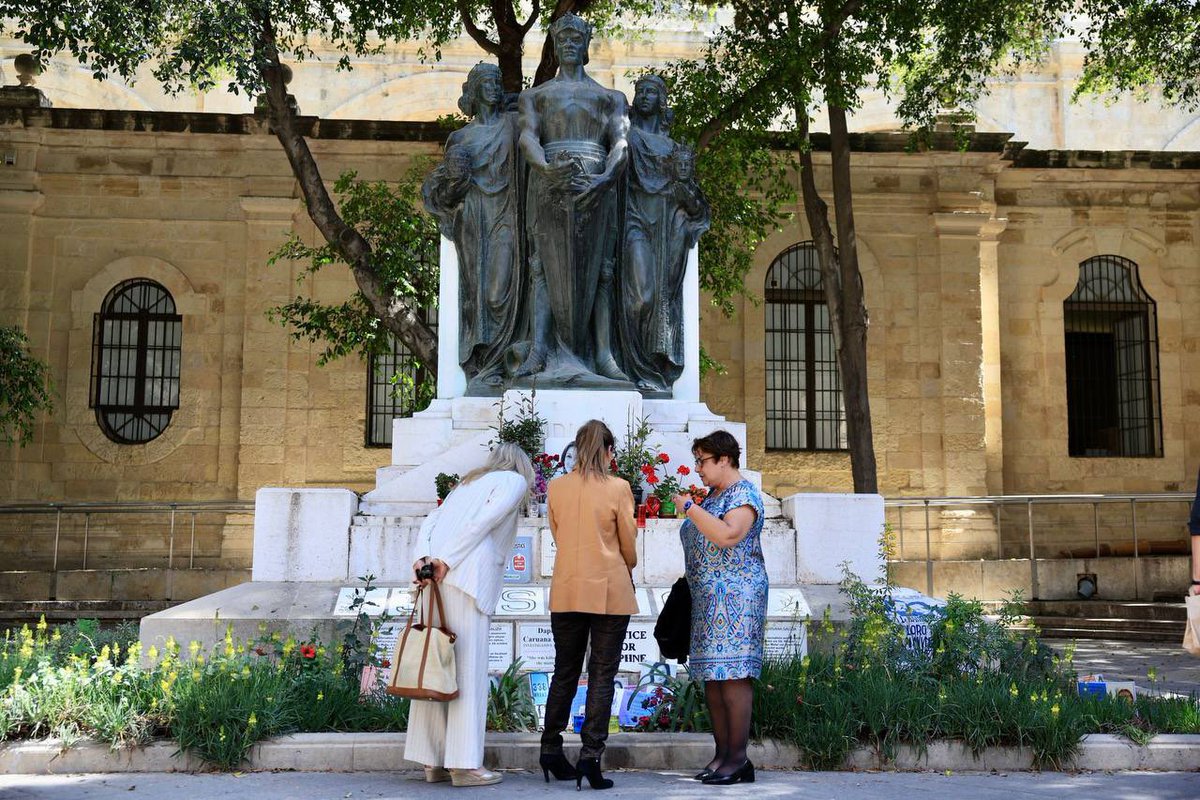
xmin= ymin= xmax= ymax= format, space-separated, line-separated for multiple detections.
xmin=694 ymin=455 xmax=716 ymax=468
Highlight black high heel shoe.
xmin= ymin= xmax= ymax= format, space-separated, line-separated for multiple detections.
xmin=701 ymin=759 xmax=755 ymax=785
xmin=540 ymin=753 xmax=578 ymax=783
xmin=575 ymin=757 xmax=613 ymax=791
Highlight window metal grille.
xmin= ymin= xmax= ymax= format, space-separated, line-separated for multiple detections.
xmin=90 ymin=279 xmax=182 ymax=445
xmin=765 ymin=242 xmax=847 ymax=451
xmin=366 ymin=306 xmax=437 ymax=447
xmin=1064 ymin=255 xmax=1162 ymax=458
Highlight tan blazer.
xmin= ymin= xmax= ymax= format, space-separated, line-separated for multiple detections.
xmin=547 ymin=471 xmax=638 ymax=615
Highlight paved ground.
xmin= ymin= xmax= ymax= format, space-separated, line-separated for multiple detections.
xmin=1046 ymin=638 xmax=1200 ymax=696
xmin=0 ymin=769 xmax=1198 ymax=800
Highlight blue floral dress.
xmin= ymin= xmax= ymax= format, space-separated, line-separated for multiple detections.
xmin=680 ymin=479 xmax=768 ymax=681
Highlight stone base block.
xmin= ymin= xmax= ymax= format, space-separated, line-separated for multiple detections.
xmin=785 ymin=493 xmax=885 ymax=584
xmin=251 ymin=488 xmax=358 ymax=582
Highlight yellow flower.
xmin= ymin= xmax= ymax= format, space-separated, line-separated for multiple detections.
xmin=248 ymin=712 xmax=258 ymax=728
xmin=36 ymin=616 xmax=48 ymax=632
xmin=148 ymin=645 xmax=159 ymax=662
xmin=1009 ymin=683 xmax=1018 ymax=698
xmin=219 ymin=727 xmax=226 ymax=743
xmin=1051 ymin=704 xmax=1060 ymax=717
xmin=241 ymin=666 xmax=251 ymax=678
xmin=316 ymin=692 xmax=324 ymax=702
xmin=188 ymin=641 xmax=201 ymax=658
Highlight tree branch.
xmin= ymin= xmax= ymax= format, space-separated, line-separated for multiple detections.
xmin=519 ymin=0 xmax=542 ymax=36
xmin=696 ymin=0 xmax=864 ymax=153
xmin=458 ymin=0 xmax=501 ymax=55
xmin=255 ymin=12 xmax=438 ymax=370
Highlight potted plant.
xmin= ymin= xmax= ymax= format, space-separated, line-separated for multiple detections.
xmin=643 ymin=453 xmax=695 ymax=518
xmin=490 ymin=390 xmax=547 ymax=460
xmin=435 ymin=472 xmax=460 ymax=505
xmin=613 ymin=414 xmax=655 ymax=504
xmin=531 ymin=452 xmax=562 ymax=516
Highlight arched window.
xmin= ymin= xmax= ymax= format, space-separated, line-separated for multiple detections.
xmin=765 ymin=242 xmax=846 ymax=451
xmin=89 ymin=279 xmax=182 ymax=444
xmin=366 ymin=307 xmax=438 ymax=447
xmin=1064 ymin=255 xmax=1162 ymax=457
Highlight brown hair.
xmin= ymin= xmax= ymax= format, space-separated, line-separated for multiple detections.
xmin=692 ymin=429 xmax=740 ymax=469
xmin=573 ymin=419 xmax=615 ymax=480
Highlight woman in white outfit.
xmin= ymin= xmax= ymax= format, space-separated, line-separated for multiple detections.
xmin=405 ymin=443 xmax=534 ymax=787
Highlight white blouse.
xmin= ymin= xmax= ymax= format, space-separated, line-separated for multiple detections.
xmin=415 ymin=470 xmax=528 ymax=615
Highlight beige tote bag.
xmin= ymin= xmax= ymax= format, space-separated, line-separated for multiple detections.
xmin=386 ymin=581 xmax=459 ymax=701
xmin=1184 ymin=594 xmax=1200 ymax=658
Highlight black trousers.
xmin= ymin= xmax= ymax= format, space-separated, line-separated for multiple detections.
xmin=540 ymin=611 xmax=630 ymax=759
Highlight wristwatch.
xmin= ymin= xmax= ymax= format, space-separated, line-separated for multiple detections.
xmin=683 ymin=500 xmax=694 ymax=513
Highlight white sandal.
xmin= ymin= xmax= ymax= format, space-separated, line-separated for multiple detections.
xmin=449 ymin=768 xmax=503 ymax=787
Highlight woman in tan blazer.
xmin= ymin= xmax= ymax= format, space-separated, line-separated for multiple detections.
xmin=539 ymin=419 xmax=637 ymax=791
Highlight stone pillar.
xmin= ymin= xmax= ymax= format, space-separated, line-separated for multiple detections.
xmin=931 ymin=211 xmax=994 ymax=497
xmin=235 ymin=195 xmax=301 ymax=503
xmin=931 ymin=209 xmax=1005 ymax=559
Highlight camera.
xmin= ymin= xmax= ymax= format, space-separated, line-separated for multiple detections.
xmin=415 ymin=562 xmax=435 ymax=581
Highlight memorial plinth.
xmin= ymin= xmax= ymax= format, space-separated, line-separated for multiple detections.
xmin=139 ymin=23 xmax=887 ymax=668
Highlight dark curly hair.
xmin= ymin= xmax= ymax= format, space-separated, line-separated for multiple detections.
xmin=692 ymin=430 xmax=740 ymax=469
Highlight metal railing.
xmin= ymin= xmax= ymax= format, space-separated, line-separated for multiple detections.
xmin=0 ymin=500 xmax=254 ymax=572
xmin=885 ymin=492 xmax=1194 ymax=597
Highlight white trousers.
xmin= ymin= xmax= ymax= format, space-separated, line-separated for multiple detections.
xmin=404 ymin=583 xmax=491 ymax=769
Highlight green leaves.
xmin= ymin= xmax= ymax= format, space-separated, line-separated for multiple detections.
xmin=0 ymin=326 xmax=54 ymax=447
xmin=1 ymin=1 xmax=463 ymax=97
xmin=1073 ymin=1 xmax=1200 ymax=111
xmin=266 ymin=167 xmax=439 ymax=366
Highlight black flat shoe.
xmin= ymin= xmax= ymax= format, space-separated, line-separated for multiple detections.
xmin=693 ymin=768 xmax=716 ymax=780
xmin=701 ymin=759 xmax=755 ymax=785
xmin=540 ymin=753 xmax=578 ymax=782
xmin=575 ymin=757 xmax=613 ymax=791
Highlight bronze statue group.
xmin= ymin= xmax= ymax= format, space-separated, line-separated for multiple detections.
xmin=422 ymin=13 xmax=710 ymax=398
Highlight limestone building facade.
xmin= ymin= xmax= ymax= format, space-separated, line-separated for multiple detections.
xmin=1 ymin=33 xmax=1198 ymax=577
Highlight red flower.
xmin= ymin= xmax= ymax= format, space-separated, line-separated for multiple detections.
xmin=253 ymin=646 xmax=266 ymax=656
xmin=677 ymin=465 xmax=690 ymax=475
xmin=609 ymin=458 xmax=618 ymax=471
xmin=381 ymin=659 xmax=391 ymax=668
xmin=299 ymin=644 xmax=317 ymax=659
xmin=658 ymin=453 xmax=670 ymax=464
xmin=646 ymin=474 xmax=659 ymax=485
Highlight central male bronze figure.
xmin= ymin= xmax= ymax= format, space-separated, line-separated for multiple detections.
xmin=515 ymin=13 xmax=631 ymax=387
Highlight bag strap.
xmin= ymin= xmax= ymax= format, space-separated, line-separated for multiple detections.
xmin=392 ymin=585 xmax=423 ymax=688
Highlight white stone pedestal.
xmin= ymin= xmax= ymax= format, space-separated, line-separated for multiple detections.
xmin=360 ymin=388 xmax=746 ymax=516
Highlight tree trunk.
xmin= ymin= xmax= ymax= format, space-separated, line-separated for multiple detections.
xmin=256 ymin=21 xmax=438 ymax=370
xmin=796 ymin=110 xmax=878 ymax=494
xmin=826 ymin=105 xmax=878 ymax=494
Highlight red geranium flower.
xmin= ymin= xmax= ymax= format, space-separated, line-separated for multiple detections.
xmin=646 ymin=474 xmax=659 ymax=484
xmin=658 ymin=453 xmax=670 ymax=464
xmin=299 ymin=644 xmax=317 ymax=659
xmin=381 ymin=659 xmax=391 ymax=668
xmin=609 ymin=458 xmax=618 ymax=471
xmin=677 ymin=465 xmax=690 ymax=475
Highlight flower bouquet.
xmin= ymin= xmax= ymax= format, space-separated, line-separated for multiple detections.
xmin=641 ymin=453 xmax=696 ymax=518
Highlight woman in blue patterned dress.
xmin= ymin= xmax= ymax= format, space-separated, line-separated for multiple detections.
xmin=672 ymin=430 xmax=766 ymax=786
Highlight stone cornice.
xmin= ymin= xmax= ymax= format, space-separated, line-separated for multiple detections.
xmin=0 ymin=107 xmax=1019 ymax=154
xmin=6 ymin=108 xmax=1200 ymax=168
xmin=932 ymin=211 xmax=1008 ymax=240
xmin=1008 ymin=148 xmax=1200 ymax=170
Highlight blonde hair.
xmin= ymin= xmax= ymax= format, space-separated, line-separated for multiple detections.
xmin=573 ymin=419 xmax=615 ymax=480
xmin=457 ymin=442 xmax=535 ymax=498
